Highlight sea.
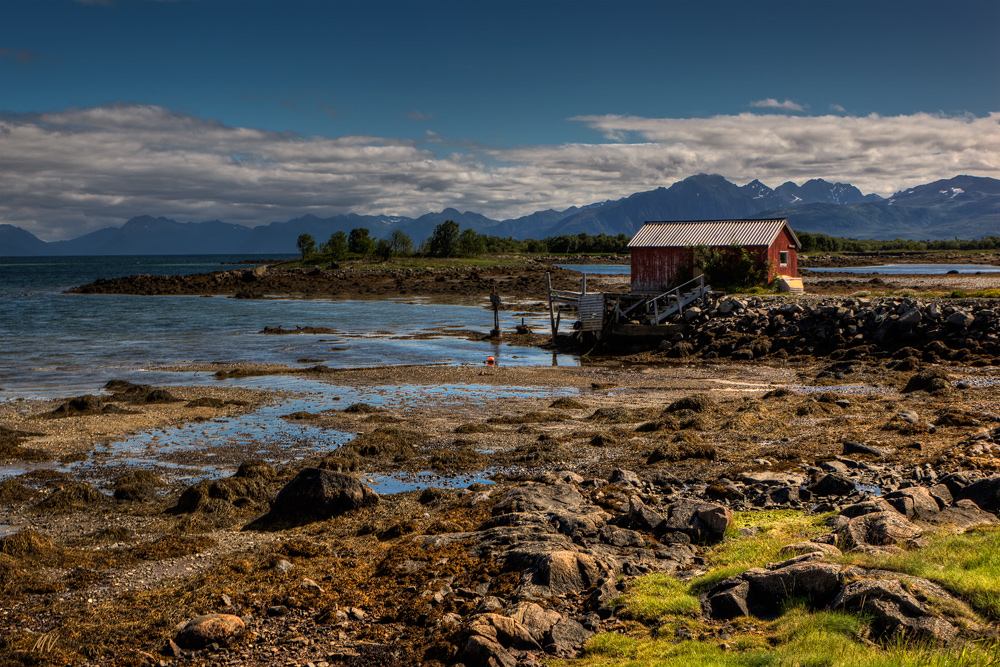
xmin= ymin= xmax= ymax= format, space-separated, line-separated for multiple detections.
xmin=0 ymin=255 xmax=581 ymax=489
xmin=0 ymin=255 xmax=579 ymax=400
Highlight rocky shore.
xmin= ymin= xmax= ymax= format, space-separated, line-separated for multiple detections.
xmin=3 ymin=262 xmax=1000 ymax=666
xmin=66 ymin=262 xmax=595 ymax=303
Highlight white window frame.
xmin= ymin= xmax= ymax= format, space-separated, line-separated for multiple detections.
xmin=779 ymin=251 xmax=789 ymax=267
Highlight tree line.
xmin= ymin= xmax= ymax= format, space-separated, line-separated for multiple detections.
xmin=296 ymin=223 xmax=1000 ymax=261
xmin=296 ymin=221 xmax=632 ymax=260
xmin=797 ymin=232 xmax=1000 ymax=253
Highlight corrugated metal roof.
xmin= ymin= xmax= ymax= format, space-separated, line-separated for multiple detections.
xmin=628 ymin=219 xmax=800 ymax=249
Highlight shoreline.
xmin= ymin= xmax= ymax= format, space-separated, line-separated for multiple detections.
xmin=3 ymin=264 xmax=1000 ymax=665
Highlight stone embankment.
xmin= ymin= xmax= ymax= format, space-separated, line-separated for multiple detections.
xmin=654 ymin=295 xmax=1000 ymax=365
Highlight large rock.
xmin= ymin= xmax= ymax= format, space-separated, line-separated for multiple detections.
xmin=930 ymin=500 xmax=999 ymax=530
xmin=953 ymin=475 xmax=1000 ymax=513
xmin=838 ymin=511 xmax=922 ymax=551
xmin=254 ymin=468 xmax=378 ymax=526
xmin=547 ymin=617 xmax=593 ymax=655
xmin=465 ymin=613 xmax=541 ymax=652
xmin=661 ymin=499 xmax=731 ymax=543
xmin=622 ymin=495 xmax=665 ymax=533
xmin=704 ymin=555 xmax=842 ymax=619
xmin=505 ymin=602 xmax=562 ymax=644
xmin=175 ymin=614 xmax=245 ymax=649
xmin=832 ymin=579 xmax=957 ymax=644
xmin=883 ymin=487 xmax=941 ymax=519
xmin=809 ymin=473 xmax=856 ymax=497
xmin=460 ymin=634 xmax=516 ymax=667
xmin=492 ymin=483 xmax=584 ymax=515
xmin=526 ymin=550 xmax=612 ymax=596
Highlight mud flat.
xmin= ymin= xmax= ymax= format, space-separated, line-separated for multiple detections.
xmin=3 ymin=337 xmax=1000 ymax=666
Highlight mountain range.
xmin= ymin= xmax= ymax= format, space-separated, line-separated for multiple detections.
xmin=2 ymin=174 xmax=998 ymax=256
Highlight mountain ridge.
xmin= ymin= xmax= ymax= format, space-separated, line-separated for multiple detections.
xmin=2 ymin=174 xmax=997 ymax=256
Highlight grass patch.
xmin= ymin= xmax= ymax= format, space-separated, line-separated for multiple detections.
xmin=569 ymin=607 xmax=1000 ymax=667
xmin=617 ymin=574 xmax=702 ymax=622
xmin=694 ymin=510 xmax=832 ymax=584
xmin=840 ymin=525 xmax=1000 ymax=621
xmin=947 ymin=289 xmax=1000 ymax=299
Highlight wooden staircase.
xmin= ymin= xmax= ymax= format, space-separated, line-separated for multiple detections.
xmin=610 ymin=275 xmax=712 ymax=325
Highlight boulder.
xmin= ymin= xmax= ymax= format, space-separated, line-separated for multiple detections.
xmin=777 ymin=541 xmax=843 ymax=558
xmin=661 ymin=499 xmax=731 ymax=543
xmin=883 ymin=487 xmax=941 ymax=519
xmin=527 ymin=550 xmax=612 ymax=596
xmin=953 ymin=475 xmax=1000 ymax=513
xmin=838 ymin=511 xmax=922 ymax=551
xmin=809 ymin=473 xmax=856 ymax=497
xmin=492 ymin=483 xmax=584 ymax=515
xmin=547 ymin=617 xmax=593 ymax=655
xmin=832 ymin=579 xmax=957 ymax=644
xmin=843 ymin=440 xmax=889 ymax=457
xmin=505 ymin=602 xmax=562 ymax=644
xmin=622 ymin=495 xmax=665 ymax=533
xmin=175 ymin=613 xmax=245 ymax=649
xmin=460 ymin=634 xmax=516 ymax=667
xmin=465 ymin=613 xmax=541 ymax=652
xmin=253 ymin=468 xmax=378 ymax=526
xmin=929 ymin=499 xmax=999 ymax=530
xmin=705 ymin=556 xmax=841 ymax=619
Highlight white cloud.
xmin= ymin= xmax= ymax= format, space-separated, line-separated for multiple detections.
xmin=750 ymin=98 xmax=807 ymax=112
xmin=1 ymin=104 xmax=998 ymax=240
xmin=829 ymin=103 xmax=846 ymax=113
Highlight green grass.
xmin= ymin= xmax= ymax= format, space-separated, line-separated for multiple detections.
xmin=567 ymin=515 xmax=1000 ymax=667
xmin=568 ymin=606 xmax=1000 ymax=667
xmin=616 ymin=574 xmax=702 ymax=622
xmin=841 ymin=526 xmax=1000 ymax=622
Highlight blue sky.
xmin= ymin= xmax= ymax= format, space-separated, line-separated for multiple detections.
xmin=1 ymin=0 xmax=998 ymax=240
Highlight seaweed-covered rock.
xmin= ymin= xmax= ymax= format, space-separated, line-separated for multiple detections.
xmin=254 ymin=468 xmax=378 ymax=527
xmin=175 ymin=613 xmax=245 ymax=649
xmin=902 ymin=369 xmax=951 ymax=394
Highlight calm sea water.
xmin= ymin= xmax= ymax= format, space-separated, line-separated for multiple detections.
xmin=0 ymin=255 xmax=578 ymax=400
xmin=807 ymin=263 xmax=1000 ymax=275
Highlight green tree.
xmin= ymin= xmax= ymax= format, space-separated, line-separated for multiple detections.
xmin=525 ymin=239 xmax=547 ymax=254
xmin=374 ymin=239 xmax=393 ymax=261
xmin=296 ymin=233 xmax=316 ymax=259
xmin=348 ymin=227 xmax=375 ymax=256
xmin=458 ymin=228 xmax=487 ymax=257
xmin=322 ymin=231 xmax=348 ymax=260
xmin=427 ymin=220 xmax=460 ymax=257
xmin=388 ymin=230 xmax=414 ymax=256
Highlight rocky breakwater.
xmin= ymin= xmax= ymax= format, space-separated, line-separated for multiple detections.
xmin=655 ymin=295 xmax=1000 ymax=365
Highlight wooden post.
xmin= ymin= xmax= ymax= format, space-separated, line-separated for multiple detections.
xmin=581 ymin=274 xmax=587 ymax=295
xmin=546 ymin=272 xmax=557 ymax=338
xmin=490 ymin=286 xmax=502 ymax=339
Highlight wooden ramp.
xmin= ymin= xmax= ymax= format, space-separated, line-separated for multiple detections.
xmin=608 ymin=275 xmax=712 ymax=325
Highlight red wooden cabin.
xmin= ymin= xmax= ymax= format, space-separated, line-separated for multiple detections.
xmin=628 ymin=219 xmax=801 ymax=292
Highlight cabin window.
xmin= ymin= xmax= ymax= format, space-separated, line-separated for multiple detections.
xmin=779 ymin=251 xmax=789 ymax=266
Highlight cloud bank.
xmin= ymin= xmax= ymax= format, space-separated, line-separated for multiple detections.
xmin=1 ymin=104 xmax=997 ymax=240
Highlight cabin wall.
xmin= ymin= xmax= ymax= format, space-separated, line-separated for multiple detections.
xmin=630 ymin=247 xmax=693 ymax=292
xmin=766 ymin=227 xmax=799 ymax=279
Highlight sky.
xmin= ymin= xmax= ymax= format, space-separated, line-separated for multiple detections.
xmin=1 ymin=0 xmax=999 ymax=241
